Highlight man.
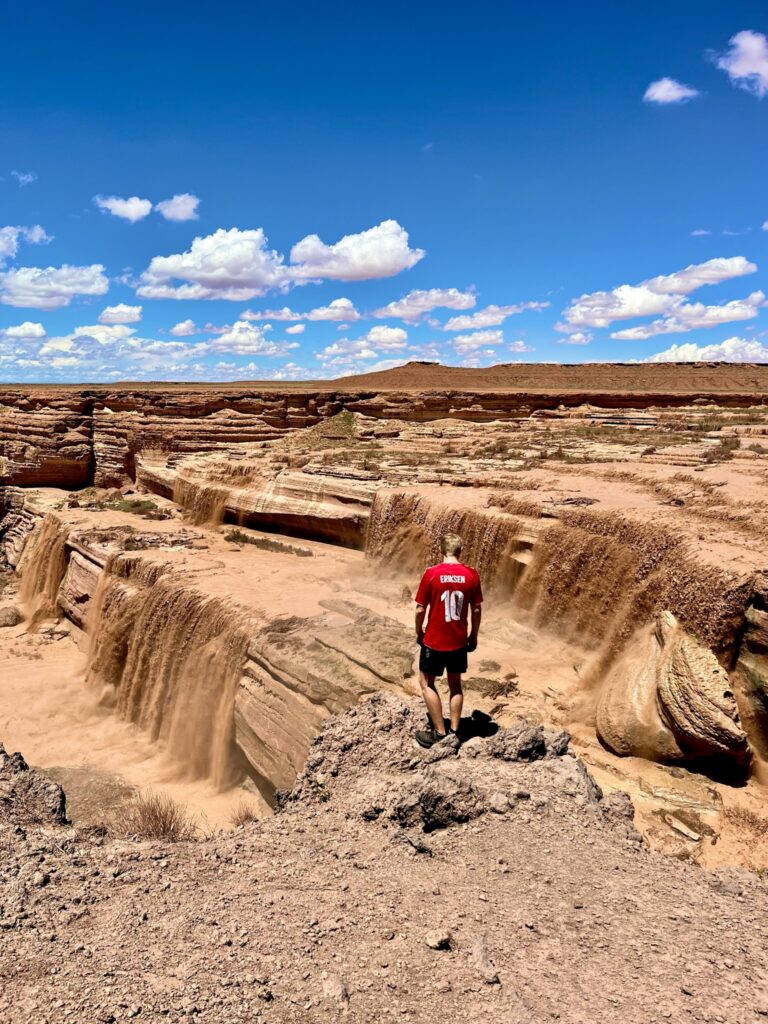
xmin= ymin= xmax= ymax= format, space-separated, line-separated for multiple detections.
xmin=413 ymin=532 xmax=483 ymax=748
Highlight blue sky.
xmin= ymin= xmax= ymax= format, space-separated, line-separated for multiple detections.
xmin=1 ymin=1 xmax=768 ymax=382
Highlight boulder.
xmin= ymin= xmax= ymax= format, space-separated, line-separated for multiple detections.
xmin=390 ymin=764 xmax=486 ymax=832
xmin=485 ymin=720 xmax=570 ymax=762
xmin=0 ymin=605 xmax=23 ymax=628
xmin=597 ymin=611 xmax=749 ymax=768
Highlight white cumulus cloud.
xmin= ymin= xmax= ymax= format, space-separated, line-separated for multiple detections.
xmin=306 ymin=298 xmax=361 ymax=321
xmin=315 ymin=324 xmax=410 ymax=371
xmin=240 ymin=305 xmax=302 ymax=321
xmin=240 ymin=297 xmax=360 ymax=322
xmin=155 ymin=193 xmax=201 ymax=222
xmin=38 ymin=324 xmax=135 ymax=357
xmin=290 ymin=219 xmax=424 ymax=282
xmin=451 ymin=329 xmax=504 ymax=355
xmin=99 ymin=303 xmax=142 ymax=324
xmin=611 ymin=291 xmax=766 ymax=340
xmin=0 ymin=321 xmax=46 ymax=340
xmin=138 ymin=227 xmax=288 ymax=300
xmin=562 ymin=256 xmax=757 ymax=329
xmin=0 ymin=225 xmax=52 ymax=266
xmin=169 ymin=319 xmax=197 ymax=336
xmin=715 ymin=30 xmax=768 ymax=98
xmin=94 ymin=195 xmax=153 ymax=223
xmin=316 ymin=338 xmax=378 ymax=365
xmin=0 ymin=264 xmax=109 ymax=310
xmin=644 ymin=336 xmax=768 ymax=363
xmin=285 ymin=323 xmax=305 ymax=334
xmin=557 ymin=331 xmax=592 ymax=345
xmin=365 ymin=325 xmax=408 ymax=350
xmin=509 ymin=340 xmax=534 ymax=353
xmin=646 ymin=256 xmax=756 ymax=293
xmin=643 ymin=78 xmax=700 ymax=104
xmin=443 ymin=301 xmax=548 ymax=331
xmin=138 ymin=221 xmax=421 ymax=302
xmin=207 ymin=320 xmax=299 ymax=356
xmin=373 ymin=287 xmax=475 ymax=323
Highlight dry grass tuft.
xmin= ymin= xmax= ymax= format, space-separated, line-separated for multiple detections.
xmin=229 ymin=800 xmax=262 ymax=829
xmin=109 ymin=792 xmax=197 ymax=842
xmin=466 ymin=674 xmax=519 ymax=699
xmin=725 ymin=805 xmax=768 ymax=842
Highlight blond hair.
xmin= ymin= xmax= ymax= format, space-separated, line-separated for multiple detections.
xmin=440 ymin=532 xmax=463 ymax=557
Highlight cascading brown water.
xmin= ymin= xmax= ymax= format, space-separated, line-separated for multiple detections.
xmin=365 ymin=491 xmax=525 ymax=587
xmin=173 ymin=475 xmax=229 ymax=526
xmin=17 ymin=514 xmax=69 ymax=625
xmin=369 ymin=491 xmax=750 ymax=662
xmin=514 ymin=511 xmax=751 ymax=663
xmin=85 ymin=555 xmax=250 ymax=790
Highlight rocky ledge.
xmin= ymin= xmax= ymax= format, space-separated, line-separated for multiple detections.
xmin=2 ymin=693 xmax=768 ymax=1023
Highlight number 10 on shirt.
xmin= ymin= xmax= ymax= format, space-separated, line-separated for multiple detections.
xmin=440 ymin=590 xmax=464 ymax=622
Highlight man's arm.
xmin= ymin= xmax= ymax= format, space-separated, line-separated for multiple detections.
xmin=470 ymin=604 xmax=482 ymax=643
xmin=415 ymin=604 xmax=426 ymax=644
xmin=466 ymin=598 xmax=483 ymax=651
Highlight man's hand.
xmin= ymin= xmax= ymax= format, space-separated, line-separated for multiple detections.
xmin=466 ymin=635 xmax=478 ymax=653
xmin=416 ymin=630 xmax=424 ymax=646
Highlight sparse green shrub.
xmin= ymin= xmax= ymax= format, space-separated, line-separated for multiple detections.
xmin=106 ymin=498 xmax=162 ymax=517
xmin=224 ymin=528 xmax=313 ymax=557
xmin=702 ymin=436 xmax=740 ymax=463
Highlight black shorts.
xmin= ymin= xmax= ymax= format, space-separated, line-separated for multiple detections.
xmin=419 ymin=643 xmax=468 ymax=677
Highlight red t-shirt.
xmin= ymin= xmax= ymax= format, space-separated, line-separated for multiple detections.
xmin=415 ymin=562 xmax=483 ymax=652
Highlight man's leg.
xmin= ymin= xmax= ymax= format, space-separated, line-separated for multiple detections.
xmin=446 ymin=673 xmax=463 ymax=732
xmin=419 ymin=672 xmax=446 ymax=735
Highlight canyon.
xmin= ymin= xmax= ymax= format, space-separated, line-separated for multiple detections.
xmin=2 ymin=362 xmax=768 ymax=864
xmin=3 ymin=362 xmax=768 ymax=1022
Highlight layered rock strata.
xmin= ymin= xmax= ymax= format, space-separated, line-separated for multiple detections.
xmin=596 ymin=611 xmax=749 ymax=767
xmin=138 ymin=457 xmax=374 ymax=546
xmin=0 ymin=487 xmax=41 ymax=567
xmin=4 ymin=365 xmax=768 ymax=487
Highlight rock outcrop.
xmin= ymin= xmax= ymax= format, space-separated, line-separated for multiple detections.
xmin=597 ymin=611 xmax=750 ymax=768
xmin=10 ymin=510 xmax=420 ymax=796
xmin=0 ymin=486 xmax=42 ymax=568
xmin=236 ymin=604 xmax=417 ymax=794
xmin=5 ymin=693 xmax=768 ymax=1024
xmin=733 ymin=575 xmax=768 ymax=765
xmin=138 ymin=457 xmax=374 ymax=546
xmin=0 ymin=743 xmax=67 ymax=826
xmin=0 ymin=397 xmax=92 ymax=488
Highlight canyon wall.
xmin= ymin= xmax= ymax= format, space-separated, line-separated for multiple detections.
xmin=4 ymin=479 xmax=768 ymax=796
xmin=4 ymin=370 xmax=768 ymax=797
xmin=138 ymin=458 xmax=374 ymax=547
xmin=4 ymin=375 xmax=767 ymax=488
